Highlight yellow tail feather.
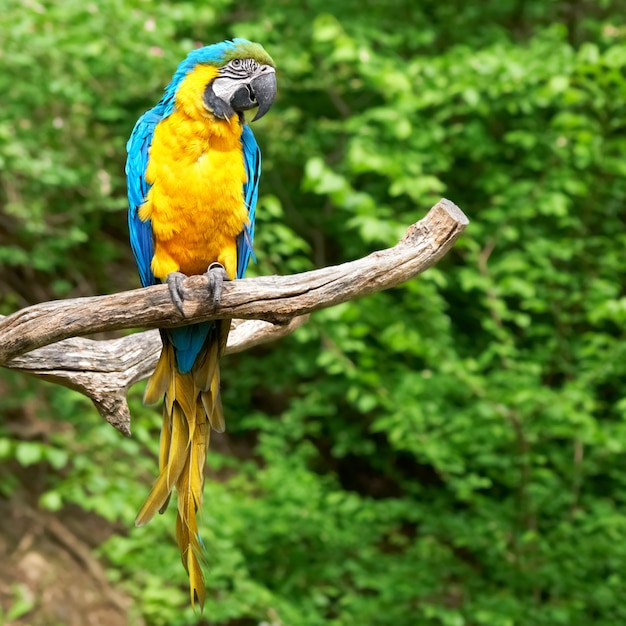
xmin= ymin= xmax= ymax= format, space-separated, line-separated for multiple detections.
xmin=135 ymin=403 xmax=189 ymax=526
xmin=143 ymin=341 xmax=172 ymax=406
xmin=136 ymin=328 xmax=227 ymax=609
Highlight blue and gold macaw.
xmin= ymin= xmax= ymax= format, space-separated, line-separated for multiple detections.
xmin=125 ymin=39 xmax=276 ymax=607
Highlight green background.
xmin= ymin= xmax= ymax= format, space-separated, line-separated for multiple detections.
xmin=1 ymin=0 xmax=626 ymax=624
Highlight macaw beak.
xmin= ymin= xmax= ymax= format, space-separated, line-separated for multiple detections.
xmin=223 ymin=67 xmax=277 ymax=121
xmin=250 ymin=70 xmax=277 ymax=122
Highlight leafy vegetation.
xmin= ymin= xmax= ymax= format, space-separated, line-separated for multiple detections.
xmin=2 ymin=0 xmax=626 ymax=624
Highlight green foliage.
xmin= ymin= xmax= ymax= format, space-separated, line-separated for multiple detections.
xmin=2 ymin=0 xmax=626 ymax=624
xmin=0 ymin=584 xmax=35 ymax=624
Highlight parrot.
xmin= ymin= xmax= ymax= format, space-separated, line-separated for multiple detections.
xmin=125 ymin=39 xmax=276 ymax=608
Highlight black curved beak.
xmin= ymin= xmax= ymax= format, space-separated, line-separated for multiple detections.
xmin=250 ymin=70 xmax=277 ymax=122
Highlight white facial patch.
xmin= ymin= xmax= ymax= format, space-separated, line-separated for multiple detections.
xmin=211 ymin=77 xmax=247 ymax=103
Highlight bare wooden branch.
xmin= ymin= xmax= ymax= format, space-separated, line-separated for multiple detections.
xmin=0 ymin=198 xmax=468 ymax=434
xmin=0 ymin=199 xmax=467 ymax=361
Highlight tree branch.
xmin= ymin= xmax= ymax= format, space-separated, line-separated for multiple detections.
xmin=1 ymin=198 xmax=468 ymax=434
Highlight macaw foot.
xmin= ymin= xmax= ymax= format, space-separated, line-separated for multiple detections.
xmin=166 ymin=264 xmax=230 ymax=315
xmin=204 ymin=262 xmax=230 ymax=307
xmin=166 ymin=271 xmax=188 ymax=315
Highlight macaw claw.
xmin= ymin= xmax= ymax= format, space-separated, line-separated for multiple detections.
xmin=166 ymin=264 xmax=229 ymax=315
xmin=204 ymin=262 xmax=230 ymax=307
xmin=166 ymin=271 xmax=188 ymax=315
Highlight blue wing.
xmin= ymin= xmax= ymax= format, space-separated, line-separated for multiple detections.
xmin=237 ymin=124 xmax=261 ymax=279
xmin=126 ymin=108 xmax=163 ymax=288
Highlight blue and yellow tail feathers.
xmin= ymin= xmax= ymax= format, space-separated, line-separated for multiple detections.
xmin=136 ymin=319 xmax=230 ymax=608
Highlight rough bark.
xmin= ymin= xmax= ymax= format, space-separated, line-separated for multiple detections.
xmin=0 ymin=198 xmax=469 ymax=434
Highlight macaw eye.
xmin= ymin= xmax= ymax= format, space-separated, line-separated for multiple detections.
xmin=232 ymin=59 xmax=241 ymax=67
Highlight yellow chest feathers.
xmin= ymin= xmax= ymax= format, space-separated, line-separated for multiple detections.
xmin=138 ymin=65 xmax=249 ymax=280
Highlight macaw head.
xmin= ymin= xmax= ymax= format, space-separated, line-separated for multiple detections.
xmin=165 ymin=39 xmax=277 ymax=122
